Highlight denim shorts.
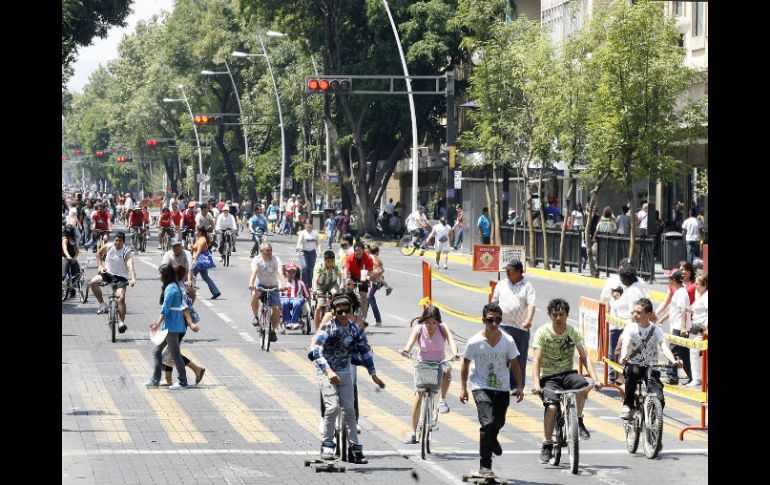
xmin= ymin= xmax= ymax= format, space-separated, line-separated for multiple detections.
xmin=258 ymin=286 xmax=281 ymax=307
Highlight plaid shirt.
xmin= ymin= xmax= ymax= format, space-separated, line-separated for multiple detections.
xmin=310 ymin=319 xmax=376 ymax=376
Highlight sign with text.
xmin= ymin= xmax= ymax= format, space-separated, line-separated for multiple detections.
xmin=446 ymin=188 xmax=455 ymax=198
xmin=454 ymin=170 xmax=462 ymax=189
xmin=578 ymin=297 xmax=602 ymax=362
xmin=473 ymin=245 xmax=526 ymax=272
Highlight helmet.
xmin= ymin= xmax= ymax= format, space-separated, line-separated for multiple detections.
xmin=284 ymin=263 xmax=298 ymax=271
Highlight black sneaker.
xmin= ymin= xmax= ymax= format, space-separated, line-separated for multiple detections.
xmin=578 ymin=417 xmax=591 ymax=441
xmin=538 ymin=441 xmax=553 ymax=464
xmin=492 ymin=439 xmax=502 ymax=456
xmin=269 ymin=330 xmax=277 ymax=342
xmin=118 ymin=323 xmax=128 ymax=334
xmin=385 ymin=287 xmax=393 ymax=296
xmin=348 ymin=444 xmax=368 ymax=464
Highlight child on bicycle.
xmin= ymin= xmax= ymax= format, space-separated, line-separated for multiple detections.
xmin=400 ymin=305 xmax=460 ymax=444
xmin=309 ymin=294 xmax=385 ymax=464
xmin=619 ymin=298 xmax=682 ymax=420
xmin=312 ymin=250 xmax=343 ymax=330
xmin=531 ymin=298 xmax=601 ymax=465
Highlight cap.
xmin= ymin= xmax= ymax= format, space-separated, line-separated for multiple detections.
xmin=665 ymin=269 xmax=684 ymax=282
xmin=221 ymin=206 xmax=229 ymax=211
xmin=418 ymin=304 xmax=442 ymax=323
xmin=503 ymin=259 xmax=524 ymax=272
xmin=170 ymin=237 xmax=183 ymax=246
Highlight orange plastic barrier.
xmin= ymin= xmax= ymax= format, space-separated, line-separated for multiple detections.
xmin=422 ymin=261 xmax=432 ymax=302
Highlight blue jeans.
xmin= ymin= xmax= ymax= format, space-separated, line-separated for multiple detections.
xmin=608 ymin=328 xmax=623 ymax=382
xmin=453 ymin=227 xmax=463 ymax=249
xmin=326 ymin=230 xmax=333 ymax=249
xmin=281 ymin=297 xmax=304 ymax=323
xmin=302 ymin=250 xmax=316 ymax=291
xmin=193 ymin=268 xmax=220 ymax=297
xmin=686 ymin=241 xmax=700 ymax=264
xmin=501 ymin=326 xmax=529 ymax=390
xmin=367 ymin=283 xmax=382 ymax=324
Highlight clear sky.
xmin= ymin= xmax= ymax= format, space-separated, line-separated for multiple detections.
xmin=67 ymin=0 xmax=175 ymax=93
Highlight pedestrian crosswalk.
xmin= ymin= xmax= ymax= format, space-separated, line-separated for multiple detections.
xmin=68 ymin=346 xmax=708 ymax=451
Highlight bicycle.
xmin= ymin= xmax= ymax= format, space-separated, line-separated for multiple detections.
xmin=311 ymin=290 xmax=333 ymax=332
xmin=101 ymin=279 xmax=129 ymax=343
xmin=304 ymin=407 xmax=348 ymax=473
xmin=62 ymin=258 xmax=90 ymax=304
xmin=182 ymin=227 xmax=196 ymax=251
xmin=92 ymin=229 xmax=110 ymax=253
xmin=399 ymin=229 xmax=425 ymax=256
xmin=130 ymin=226 xmax=146 ymax=253
xmin=253 ymin=287 xmax=281 ymax=352
xmin=622 ymin=364 xmax=671 ymax=459
xmin=158 ymin=226 xmax=175 ymax=252
xmin=534 ymin=382 xmax=595 ymax=474
xmin=402 ymin=351 xmax=458 ymax=459
xmin=249 ymin=231 xmax=266 ymax=258
xmin=220 ymin=229 xmax=234 ymax=267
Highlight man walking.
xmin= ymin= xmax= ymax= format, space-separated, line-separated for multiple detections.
xmin=477 ymin=207 xmax=491 ymax=244
xmin=681 ymin=208 xmax=703 ymax=264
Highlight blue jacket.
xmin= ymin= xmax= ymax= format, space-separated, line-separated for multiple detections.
xmin=310 ymin=319 xmax=376 ymax=376
xmin=160 ymin=283 xmax=187 ymax=333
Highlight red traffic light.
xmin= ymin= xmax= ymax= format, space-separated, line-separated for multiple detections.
xmin=307 ymin=78 xmax=351 ymax=94
xmin=194 ymin=115 xmax=211 ymax=125
xmin=117 ymin=156 xmax=126 ymax=163
xmin=308 ymin=79 xmax=320 ymax=91
xmin=72 ymin=149 xmax=81 ymax=155
xmin=95 ymin=150 xmax=105 ymax=157
xmin=319 ymin=79 xmax=330 ymax=91
xmin=146 ymin=139 xmax=158 ymax=147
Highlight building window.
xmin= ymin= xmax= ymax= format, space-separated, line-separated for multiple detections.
xmin=673 ymin=1 xmax=682 ymax=15
xmin=693 ymin=2 xmax=704 ymax=36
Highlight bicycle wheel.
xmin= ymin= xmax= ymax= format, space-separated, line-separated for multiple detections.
xmin=62 ymin=281 xmax=69 ymax=302
xmin=400 ymin=236 xmax=416 ymax=256
xmin=339 ymin=408 xmax=348 ymax=462
xmin=224 ymin=240 xmax=230 ymax=267
xmin=625 ymin=415 xmax=640 ymax=454
xmin=550 ymin=414 xmax=563 ymax=466
xmin=141 ymin=233 xmax=147 ymax=252
xmin=78 ymin=278 xmax=88 ymax=303
xmin=566 ymin=399 xmax=579 ymax=474
xmin=643 ymin=396 xmax=664 ymax=459
xmin=420 ymin=393 xmax=431 ymax=459
xmin=109 ymin=299 xmax=117 ymax=343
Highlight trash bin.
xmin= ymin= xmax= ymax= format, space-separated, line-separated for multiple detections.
xmin=662 ymin=232 xmax=685 ymax=270
xmin=311 ymin=210 xmax=324 ymax=232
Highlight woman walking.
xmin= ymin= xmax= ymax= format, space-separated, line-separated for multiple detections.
xmin=266 ymin=199 xmax=280 ymax=233
xmin=296 ymin=220 xmax=319 ymax=291
xmin=192 ymin=226 xmax=221 ymax=299
xmin=428 ymin=217 xmax=451 ymax=269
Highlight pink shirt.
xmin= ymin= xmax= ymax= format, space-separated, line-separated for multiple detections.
xmin=417 ymin=324 xmax=447 ymax=362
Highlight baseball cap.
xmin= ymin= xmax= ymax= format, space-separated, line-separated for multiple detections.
xmin=170 ymin=237 xmax=183 ymax=246
xmin=418 ymin=304 xmax=442 ymax=323
xmin=503 ymin=259 xmax=524 ymax=272
xmin=665 ymin=269 xmax=684 ymax=282
xmin=221 ymin=206 xmax=230 ymax=211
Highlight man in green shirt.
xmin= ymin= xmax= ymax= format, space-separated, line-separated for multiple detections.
xmin=531 ymin=298 xmax=601 ymax=464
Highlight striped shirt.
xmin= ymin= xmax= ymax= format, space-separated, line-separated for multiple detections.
xmin=281 ymin=278 xmax=309 ymax=299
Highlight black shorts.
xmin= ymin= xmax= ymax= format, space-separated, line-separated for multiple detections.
xmin=539 ymin=370 xmax=588 ymax=407
xmin=354 ymin=280 xmax=369 ymax=294
xmin=100 ymin=272 xmax=129 ymax=285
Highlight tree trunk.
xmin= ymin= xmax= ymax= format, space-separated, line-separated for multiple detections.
xmin=522 ymin=160 xmax=535 ymax=267
xmin=163 ymin=156 xmax=177 ymax=194
xmin=491 ymin=158 xmax=501 ymax=245
xmin=558 ymin=172 xmax=575 ymax=272
xmin=484 ymin=170 xmax=493 ymax=246
xmin=626 ymin=169 xmax=637 ymax=260
xmin=538 ymin=173 xmax=550 ymax=270
xmin=585 ymin=172 xmax=610 ymax=278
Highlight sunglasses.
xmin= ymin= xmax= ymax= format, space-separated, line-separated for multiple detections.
xmin=483 ymin=317 xmax=502 ymax=324
xmin=334 ymin=307 xmax=351 ymax=316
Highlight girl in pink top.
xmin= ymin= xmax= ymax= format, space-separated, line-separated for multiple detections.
xmin=400 ymin=305 xmax=460 ymax=444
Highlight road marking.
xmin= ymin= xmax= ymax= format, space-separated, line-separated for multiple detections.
xmin=272 ymin=349 xmax=414 ymax=441
xmin=387 ymin=267 xmax=421 ymax=278
xmin=137 ymin=257 xmax=158 ymax=270
xmin=216 ymin=348 xmax=320 ymax=437
xmin=62 ymin=447 xmax=708 ymax=456
xmin=384 ymin=312 xmax=408 ymax=322
xmin=214 ymin=312 xmax=255 ymax=343
xmin=183 ymin=350 xmax=280 ymax=444
xmin=115 ymin=349 xmax=207 ymax=444
xmin=200 ymin=300 xmax=213 ymax=307
xmin=64 ymin=350 xmax=132 ymax=443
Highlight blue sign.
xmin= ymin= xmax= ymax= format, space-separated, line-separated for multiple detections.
xmin=447 ymin=188 xmax=455 ymax=198
xmin=329 ymin=175 xmax=339 ymax=183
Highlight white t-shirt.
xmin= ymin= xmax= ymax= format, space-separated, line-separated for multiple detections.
xmin=571 ymin=210 xmax=584 ymax=228
xmin=297 ymin=229 xmax=319 ymax=252
xmin=161 ymin=249 xmax=192 ymax=270
xmin=250 ymin=255 xmax=283 ymax=287
xmin=668 ymin=286 xmax=692 ymax=334
xmin=433 ymin=223 xmax=450 ymax=243
xmin=637 ymin=210 xmax=647 ymax=230
xmin=463 ymin=331 xmax=520 ymax=392
xmin=691 ymin=290 xmax=708 ymax=328
xmin=682 ymin=217 xmax=703 ymax=242
xmin=491 ymin=277 xmax=536 ymax=329
xmin=67 ymin=208 xmax=79 ymax=226
xmin=215 ymin=213 xmax=237 ymax=231
xmin=125 ymin=197 xmax=135 ymax=210
xmin=406 ymin=211 xmax=427 ymax=232
xmin=621 ymin=323 xmax=665 ymax=366
xmin=104 ymin=243 xmax=131 ymax=279
xmin=196 ymin=212 xmax=215 ymax=232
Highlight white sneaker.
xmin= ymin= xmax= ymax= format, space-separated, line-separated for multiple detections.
xmin=97 ymin=302 xmax=108 ymax=314
xmin=619 ymin=405 xmax=632 ymax=420
xmin=685 ymin=379 xmax=702 ymax=388
xmin=438 ymin=399 xmax=450 ymax=414
xmin=442 ymin=265 xmax=448 ymax=269
xmin=404 ymin=431 xmax=417 ymax=444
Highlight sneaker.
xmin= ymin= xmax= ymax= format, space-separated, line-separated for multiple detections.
xmin=211 ymin=293 xmax=221 ymax=300
xmin=404 ymin=431 xmax=417 ymax=444
xmin=434 ymin=264 xmax=440 ymax=269
xmin=666 ymin=378 xmax=679 ymax=385
xmin=374 ymin=322 xmax=383 ymax=327
xmin=685 ymin=379 xmax=702 ymax=388
xmin=269 ymin=330 xmax=277 ymax=342
xmin=280 ymin=327 xmax=286 ymax=335
xmin=538 ymin=441 xmax=553 ymax=464
xmin=97 ymin=302 xmax=108 ymax=314
xmin=348 ymin=444 xmax=368 ymax=464
xmin=478 ymin=467 xmax=495 ymax=478
xmin=619 ymin=405 xmax=633 ymax=420
xmin=118 ymin=322 xmax=128 ymax=334
xmin=321 ymin=441 xmax=336 ymax=460
xmin=492 ymin=439 xmax=502 ymax=456
xmin=144 ymin=380 xmax=159 ymax=387
xmin=443 ymin=265 xmax=448 ymax=269
xmin=318 ymin=418 xmax=325 ymax=435
xmin=169 ymin=383 xmax=188 ymax=390
xmin=357 ymin=424 xmax=362 ymax=435
xmin=578 ymin=417 xmax=590 ymax=441
xmin=438 ymin=399 xmax=450 ymax=414
xmin=385 ymin=287 xmax=393 ymax=296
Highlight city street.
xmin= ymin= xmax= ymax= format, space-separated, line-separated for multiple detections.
xmin=62 ymin=229 xmax=707 ymax=485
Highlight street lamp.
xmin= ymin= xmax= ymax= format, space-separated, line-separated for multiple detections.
xmin=201 ymin=61 xmax=248 ymax=160
xmin=163 ymin=83 xmax=204 ymax=202
xmin=381 ymin=0 xmax=419 ymax=213
xmin=233 ymin=31 xmax=288 ymax=208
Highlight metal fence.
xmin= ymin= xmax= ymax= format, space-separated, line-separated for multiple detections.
xmin=499 ymin=225 xmax=656 ymax=281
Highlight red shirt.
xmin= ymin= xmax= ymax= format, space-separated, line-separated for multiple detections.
xmin=92 ymin=210 xmax=110 ymax=231
xmin=159 ymin=213 xmax=172 ymax=227
xmin=182 ymin=209 xmax=196 ymax=228
xmin=668 ymin=281 xmax=696 ymax=304
xmin=128 ymin=211 xmax=147 ymax=226
xmin=345 ymin=252 xmax=374 ymax=281
xmin=171 ymin=210 xmax=182 ymax=227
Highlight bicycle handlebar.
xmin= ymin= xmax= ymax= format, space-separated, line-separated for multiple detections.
xmin=401 ymin=351 xmax=460 ymax=364
xmin=531 ymin=380 xmax=595 ymax=396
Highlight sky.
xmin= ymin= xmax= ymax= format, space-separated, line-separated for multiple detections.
xmin=67 ymin=0 xmax=175 ymax=93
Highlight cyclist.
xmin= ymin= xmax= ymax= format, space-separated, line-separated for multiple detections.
xmin=90 ymin=231 xmax=137 ymax=334
xmin=181 ymin=202 xmax=197 ymax=245
xmin=279 ymin=263 xmax=310 ymax=332
xmin=128 ymin=207 xmax=148 ymax=251
xmin=116 ymin=193 xmax=126 ymax=222
xmin=157 ymin=207 xmax=175 ymax=249
xmin=214 ymin=205 xmax=238 ymax=259
xmin=247 ymin=205 xmax=268 ymax=258
xmin=460 ymin=302 xmax=524 ymax=479
xmin=195 ymin=203 xmax=215 ymax=234
xmin=309 ymin=294 xmax=386 ymax=464
xmin=400 ymin=305 xmax=460 ymax=444
xmin=619 ymin=298 xmax=682 ymax=420
xmin=90 ymin=203 xmax=112 ymax=253
xmin=531 ymin=298 xmax=602 ymax=465
xmin=248 ymin=242 xmax=287 ymax=343
xmin=312 ymin=250 xmax=342 ymax=330
xmin=124 ymin=192 xmax=135 ymax=213
xmin=405 ymin=206 xmax=431 ymax=255
xmin=170 ymin=203 xmax=183 ymax=238
xmin=62 ymin=225 xmax=81 ymax=293
xmin=343 ymin=241 xmax=373 ymax=319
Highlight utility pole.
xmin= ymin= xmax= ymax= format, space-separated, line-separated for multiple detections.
xmin=446 ymin=71 xmax=456 ymax=224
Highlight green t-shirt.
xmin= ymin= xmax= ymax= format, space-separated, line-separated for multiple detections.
xmin=315 ymin=262 xmax=342 ymax=288
xmin=533 ymin=324 xmax=584 ymax=378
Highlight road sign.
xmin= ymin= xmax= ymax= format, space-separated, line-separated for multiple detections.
xmin=329 ymin=175 xmax=340 ymax=183
xmin=446 ymin=188 xmax=455 ymax=198
xmin=472 ymin=244 xmax=526 ymax=272
xmin=578 ymin=297 xmax=602 ymax=362
xmin=454 ymin=170 xmax=462 ymax=189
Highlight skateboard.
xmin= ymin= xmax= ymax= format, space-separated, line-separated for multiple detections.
xmin=461 ymin=471 xmax=507 ymax=484
xmin=304 ymin=457 xmax=346 ymax=473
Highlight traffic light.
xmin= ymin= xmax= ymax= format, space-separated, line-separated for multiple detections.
xmin=95 ymin=150 xmax=106 ymax=157
xmin=307 ymin=78 xmax=351 ymax=94
xmin=72 ymin=149 xmax=82 ymax=155
xmin=194 ymin=114 xmax=223 ymax=125
xmin=146 ymin=139 xmax=158 ymax=147
xmin=116 ymin=156 xmax=128 ymax=163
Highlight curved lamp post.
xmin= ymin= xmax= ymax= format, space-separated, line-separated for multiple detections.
xmin=163 ymin=83 xmax=204 ymax=202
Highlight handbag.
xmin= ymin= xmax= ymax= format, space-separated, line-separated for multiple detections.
xmin=193 ymin=249 xmax=216 ymax=270
xmin=178 ymin=283 xmax=200 ymax=323
xmin=438 ymin=234 xmax=448 ymax=243
xmin=268 ymin=213 xmax=278 ymax=221
xmin=689 ymin=323 xmax=705 ymax=335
